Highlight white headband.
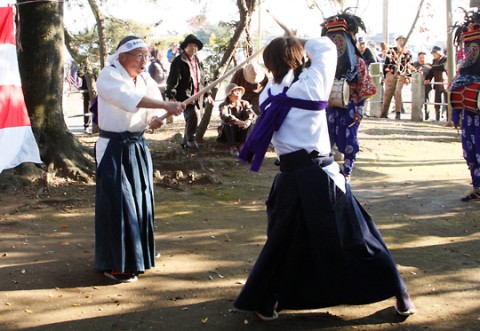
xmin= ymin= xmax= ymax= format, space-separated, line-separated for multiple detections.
xmin=107 ymin=38 xmax=149 ymax=65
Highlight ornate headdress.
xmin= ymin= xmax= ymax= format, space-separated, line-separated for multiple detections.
xmin=321 ymin=9 xmax=367 ymax=37
xmin=321 ymin=9 xmax=367 ymax=83
xmin=453 ymin=8 xmax=480 ymax=45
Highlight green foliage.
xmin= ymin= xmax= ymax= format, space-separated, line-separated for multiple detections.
xmin=191 ymin=20 xmax=239 ymax=79
xmin=107 ymin=18 xmax=152 ymax=48
xmin=67 ymin=17 xmax=151 ymax=74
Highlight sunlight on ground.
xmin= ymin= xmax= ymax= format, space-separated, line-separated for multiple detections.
xmin=386 ymin=232 xmax=480 ymax=250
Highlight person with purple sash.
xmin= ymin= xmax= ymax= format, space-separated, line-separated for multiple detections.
xmin=235 ymin=35 xmax=416 ymax=321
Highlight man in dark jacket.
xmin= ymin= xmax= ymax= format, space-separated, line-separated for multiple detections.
xmin=357 ymin=36 xmax=377 ymax=67
xmin=425 ymin=46 xmax=447 ymax=121
xmin=165 ymin=34 xmax=214 ymax=149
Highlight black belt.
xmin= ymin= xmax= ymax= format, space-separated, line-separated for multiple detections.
xmin=99 ymin=130 xmax=144 ymax=142
xmin=278 ymin=149 xmax=333 ymax=172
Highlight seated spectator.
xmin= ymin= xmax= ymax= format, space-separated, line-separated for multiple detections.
xmin=218 ymin=83 xmax=255 ymax=156
xmin=230 ymin=63 xmax=268 ymax=116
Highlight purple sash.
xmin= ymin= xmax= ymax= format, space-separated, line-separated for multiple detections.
xmin=239 ymin=87 xmax=328 ymax=172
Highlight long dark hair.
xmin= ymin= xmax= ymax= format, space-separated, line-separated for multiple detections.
xmin=263 ymin=37 xmax=304 ymax=84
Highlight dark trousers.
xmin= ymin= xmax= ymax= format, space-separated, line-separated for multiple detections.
xmin=83 ymin=94 xmax=90 ymax=129
xmin=434 ymin=89 xmax=447 ymax=121
xmin=183 ymin=104 xmax=200 ymax=144
xmin=424 ymin=84 xmax=432 ymax=120
xmin=223 ymin=124 xmax=250 ymax=147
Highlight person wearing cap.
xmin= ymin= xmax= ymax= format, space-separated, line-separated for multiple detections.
xmin=230 ymin=62 xmax=268 ymax=116
xmin=165 ymin=34 xmax=214 ymax=149
xmin=381 ymin=35 xmax=414 ymax=119
xmin=94 ymin=35 xmax=185 ymax=283
xmin=357 ymin=36 xmax=377 ymax=67
xmin=218 ymin=83 xmax=255 ymax=156
xmin=425 ymin=45 xmax=448 ymax=121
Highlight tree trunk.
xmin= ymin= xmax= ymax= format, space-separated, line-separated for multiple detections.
xmin=87 ymin=0 xmax=108 ymax=69
xmin=17 ymin=0 xmax=94 ymax=181
xmin=196 ymin=0 xmax=257 ymax=141
xmin=64 ymin=28 xmax=98 ymax=134
xmin=64 ymin=29 xmax=97 ymax=101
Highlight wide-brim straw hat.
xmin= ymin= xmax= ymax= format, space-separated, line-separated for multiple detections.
xmin=243 ymin=63 xmax=266 ymax=84
xmin=225 ymin=83 xmax=245 ymax=97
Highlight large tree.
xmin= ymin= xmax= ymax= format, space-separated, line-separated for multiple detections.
xmin=11 ymin=0 xmax=273 ymax=183
xmin=17 ymin=0 xmax=93 ymax=181
xmin=196 ymin=0 xmax=257 ymax=141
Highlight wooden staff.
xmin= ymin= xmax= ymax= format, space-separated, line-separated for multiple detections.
xmin=266 ymin=9 xmax=294 ymax=37
xmin=182 ymin=46 xmax=265 ymax=106
xmin=148 ymin=47 xmax=265 ymax=130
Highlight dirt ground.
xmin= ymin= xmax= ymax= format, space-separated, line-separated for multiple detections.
xmin=1 ymin=103 xmax=480 ymax=330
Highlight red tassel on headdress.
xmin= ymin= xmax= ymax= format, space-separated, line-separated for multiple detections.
xmin=462 ymin=22 xmax=480 ymax=42
xmin=325 ymin=18 xmax=349 ymax=33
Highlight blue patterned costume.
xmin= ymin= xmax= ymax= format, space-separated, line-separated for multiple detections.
xmin=450 ymin=8 xmax=480 ymax=201
xmin=322 ymin=16 xmax=376 ymax=177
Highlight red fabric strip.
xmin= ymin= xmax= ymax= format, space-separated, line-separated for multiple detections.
xmin=0 ymin=7 xmax=15 ymax=45
xmin=0 ymin=85 xmax=31 ymax=129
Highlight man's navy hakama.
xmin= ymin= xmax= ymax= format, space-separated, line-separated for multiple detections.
xmin=95 ymin=131 xmax=156 ymax=274
xmin=234 ymin=153 xmax=405 ymax=312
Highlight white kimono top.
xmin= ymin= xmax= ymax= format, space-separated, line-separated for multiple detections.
xmin=95 ymin=62 xmax=165 ymax=164
xmin=261 ymin=37 xmax=346 ymax=191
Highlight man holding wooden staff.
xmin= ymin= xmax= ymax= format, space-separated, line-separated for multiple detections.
xmin=94 ymin=35 xmax=184 ymax=283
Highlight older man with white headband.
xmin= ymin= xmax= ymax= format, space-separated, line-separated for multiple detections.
xmin=94 ymin=35 xmax=185 ymax=283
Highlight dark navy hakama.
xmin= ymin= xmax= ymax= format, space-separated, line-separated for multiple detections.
xmin=95 ymin=131 xmax=156 ymax=274
xmin=234 ymin=150 xmax=405 ymax=312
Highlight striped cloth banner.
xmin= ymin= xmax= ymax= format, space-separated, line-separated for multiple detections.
xmin=0 ymin=6 xmax=41 ymax=173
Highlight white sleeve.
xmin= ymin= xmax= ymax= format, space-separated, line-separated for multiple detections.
xmin=143 ymin=73 xmax=167 ymax=122
xmin=97 ymin=66 xmax=144 ymax=113
xmin=300 ymin=37 xmax=338 ymax=100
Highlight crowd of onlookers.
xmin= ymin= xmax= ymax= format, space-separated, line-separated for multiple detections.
xmin=65 ymin=33 xmax=449 ymax=151
xmin=358 ymin=35 xmax=448 ymax=121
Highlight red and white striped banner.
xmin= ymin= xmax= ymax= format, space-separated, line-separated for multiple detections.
xmin=0 ymin=6 xmax=41 ymax=173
